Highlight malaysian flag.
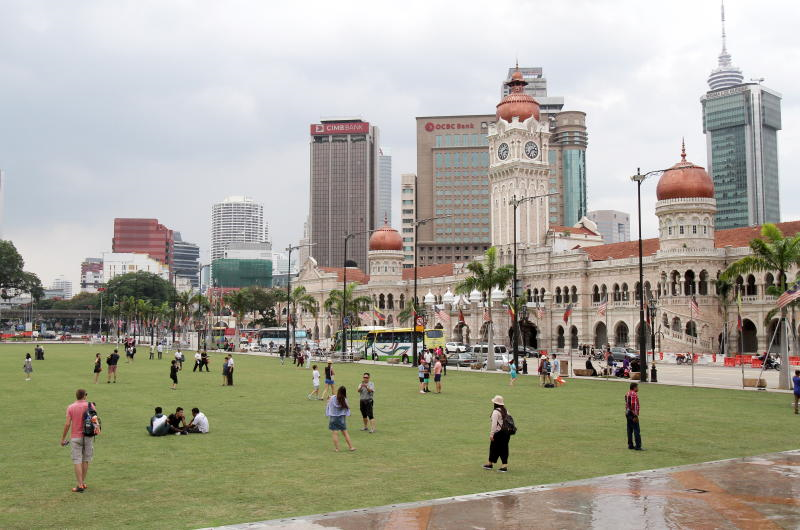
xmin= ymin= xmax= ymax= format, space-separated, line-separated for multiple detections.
xmin=689 ymin=295 xmax=701 ymax=316
xmin=373 ymin=310 xmax=386 ymax=321
xmin=563 ymin=303 xmax=573 ymax=323
xmin=597 ymin=296 xmax=608 ymax=317
xmin=536 ymin=305 xmax=545 ymax=319
xmin=736 ymin=292 xmax=743 ymax=331
xmin=435 ymin=306 xmax=450 ymax=323
xmin=458 ymin=309 xmax=465 ymax=323
xmin=776 ymin=280 xmax=800 ymax=309
xmin=506 ymin=304 xmax=515 ymax=318
xmin=483 ymin=307 xmax=491 ymax=322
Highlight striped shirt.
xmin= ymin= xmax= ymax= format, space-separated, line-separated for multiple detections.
xmin=625 ymin=390 xmax=640 ymax=416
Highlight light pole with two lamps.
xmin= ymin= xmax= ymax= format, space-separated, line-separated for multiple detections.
xmin=284 ymin=243 xmax=315 ymax=357
xmin=341 ymin=230 xmax=375 ymax=354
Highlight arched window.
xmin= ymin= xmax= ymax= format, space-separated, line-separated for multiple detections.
xmin=685 ymin=321 xmax=697 ymax=337
xmin=672 ymin=317 xmax=681 ymax=332
xmin=746 ymin=275 xmax=757 ymax=296
xmin=684 ymin=270 xmax=696 ymax=295
xmin=387 ymin=294 xmax=394 ymax=310
xmin=698 ymin=270 xmax=709 ymax=296
xmin=526 ymin=289 xmax=532 ymax=303
xmin=613 ymin=283 xmax=620 ymax=302
xmin=379 ymin=294 xmax=385 ymax=309
xmin=555 ymin=287 xmax=562 ymax=304
xmin=735 ymin=276 xmax=744 ymax=296
xmin=600 ymin=284 xmax=607 ymax=302
xmin=570 ymin=326 xmax=579 ymax=348
xmin=615 ymin=322 xmax=629 ymax=347
xmin=670 ymin=271 xmax=680 ymax=295
xmin=556 ymin=326 xmax=565 ymax=348
xmin=533 ymin=288 xmax=539 ymax=303
xmin=399 ymin=294 xmax=405 ymax=310
xmin=662 ymin=313 xmax=669 ymax=328
xmin=592 ymin=285 xmax=600 ymax=303
xmin=765 ymin=273 xmax=775 ymax=292
xmin=571 ymin=286 xmax=578 ymax=303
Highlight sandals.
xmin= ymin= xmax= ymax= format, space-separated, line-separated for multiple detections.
xmin=71 ymin=486 xmax=84 ymax=493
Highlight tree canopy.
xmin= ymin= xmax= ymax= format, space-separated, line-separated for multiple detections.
xmin=103 ymin=271 xmax=176 ymax=305
xmin=0 ymin=240 xmax=43 ymax=301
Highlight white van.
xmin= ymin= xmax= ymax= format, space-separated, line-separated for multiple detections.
xmin=470 ymin=344 xmax=509 ymax=356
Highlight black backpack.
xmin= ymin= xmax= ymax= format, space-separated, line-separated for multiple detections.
xmin=82 ymin=402 xmax=101 ymax=437
xmin=502 ymin=413 xmax=517 ymax=435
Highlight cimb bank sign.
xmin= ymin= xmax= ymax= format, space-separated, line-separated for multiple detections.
xmin=310 ymin=122 xmax=370 ymax=135
xmin=424 ymin=122 xmax=477 ymax=132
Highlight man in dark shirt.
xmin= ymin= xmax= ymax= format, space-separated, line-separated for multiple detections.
xmin=625 ymin=383 xmax=642 ymax=450
xmin=167 ymin=407 xmax=187 ymax=435
xmin=106 ymin=349 xmax=120 ymax=383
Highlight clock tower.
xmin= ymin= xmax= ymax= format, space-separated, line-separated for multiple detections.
xmin=488 ymin=68 xmax=552 ymax=251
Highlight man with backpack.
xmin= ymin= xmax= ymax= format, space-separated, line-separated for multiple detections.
xmin=60 ymin=389 xmax=100 ymax=492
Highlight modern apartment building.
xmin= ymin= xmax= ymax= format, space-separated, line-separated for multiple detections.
xmin=309 ymin=118 xmax=379 ymax=269
xmin=211 ymin=196 xmax=267 ymax=265
xmin=701 ymin=6 xmax=781 ymax=229
xmin=172 ymin=232 xmax=200 ymax=289
xmin=501 ymin=68 xmax=589 ymax=226
xmin=112 ymin=218 xmax=174 ymax=271
xmin=377 ymin=149 xmax=392 ymax=226
xmin=415 ymin=115 xmax=493 ymax=265
xmin=102 ymin=252 xmax=170 ymax=281
xmin=80 ymin=258 xmax=104 ymax=293
xmin=587 ymin=210 xmax=630 ymax=243
xmin=50 ymin=276 xmax=73 ymax=300
xmin=400 ymin=173 xmax=416 ymax=268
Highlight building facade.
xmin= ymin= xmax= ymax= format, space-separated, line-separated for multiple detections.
xmin=172 ymin=232 xmax=200 ymax=290
xmin=211 ymin=196 xmax=266 ymax=264
xmin=400 ymin=173 xmax=416 ymax=268
xmin=309 ymin=118 xmax=379 ymax=270
xmin=701 ymin=6 xmax=781 ymax=229
xmin=80 ymin=258 xmax=104 ymax=293
xmin=587 ymin=210 xmax=630 ymax=243
xmin=377 ymin=149 xmax=392 ymax=226
xmin=50 ymin=276 xmax=73 ymax=300
xmin=112 ymin=218 xmax=173 ymax=271
xmin=102 ymin=252 xmax=170 ymax=281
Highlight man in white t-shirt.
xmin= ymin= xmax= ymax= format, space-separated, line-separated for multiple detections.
xmin=308 ymin=364 xmax=321 ymax=400
xmin=424 ymin=350 xmax=433 ymax=365
xmin=226 ymin=356 xmax=234 ymax=386
xmin=157 ymin=343 xmax=163 ymax=360
xmin=186 ymin=408 xmax=209 ymax=434
xmin=193 ymin=351 xmax=202 ymax=372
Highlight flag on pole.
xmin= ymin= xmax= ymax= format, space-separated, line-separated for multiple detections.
xmin=689 ymin=295 xmax=701 ymax=316
xmin=644 ymin=298 xmax=651 ymax=326
xmin=435 ymin=306 xmax=450 ymax=323
xmin=506 ymin=304 xmax=515 ymax=318
xmin=776 ymin=280 xmax=800 ymax=309
xmin=458 ymin=309 xmax=465 ymax=323
xmin=483 ymin=307 xmax=491 ymax=322
xmin=597 ymin=296 xmax=607 ymax=317
xmin=373 ymin=310 xmax=386 ymax=321
xmin=359 ymin=311 xmax=371 ymax=322
xmin=536 ymin=305 xmax=545 ymax=320
xmin=563 ymin=303 xmax=573 ymax=323
xmin=736 ymin=292 xmax=743 ymax=331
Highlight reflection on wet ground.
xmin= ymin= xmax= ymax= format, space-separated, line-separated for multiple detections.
xmin=211 ymin=450 xmax=800 ymax=529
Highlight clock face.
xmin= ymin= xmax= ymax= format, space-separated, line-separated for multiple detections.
xmin=498 ymin=143 xmax=509 ymax=160
xmin=524 ymin=141 xmax=539 ymax=159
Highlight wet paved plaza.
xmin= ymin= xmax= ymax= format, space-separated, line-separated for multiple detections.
xmin=213 ymin=450 xmax=800 ymax=529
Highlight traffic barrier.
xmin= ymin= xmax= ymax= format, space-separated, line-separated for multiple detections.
xmin=790 ymin=357 xmax=800 ymax=366
xmin=724 ymin=357 xmax=736 ymax=367
xmin=751 ymin=359 xmax=762 ymax=368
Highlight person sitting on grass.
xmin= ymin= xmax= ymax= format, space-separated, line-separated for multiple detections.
xmin=186 ymin=408 xmax=209 ymax=434
xmin=167 ymin=407 xmax=187 ymax=435
xmin=147 ymin=407 xmax=169 ymax=436
xmin=585 ymin=357 xmax=598 ymax=377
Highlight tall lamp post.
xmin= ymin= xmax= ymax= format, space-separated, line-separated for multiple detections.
xmin=285 ymin=243 xmax=315 ymax=357
xmin=342 ymin=230 xmax=374 ymax=353
xmin=631 ymin=167 xmax=672 ymax=383
xmin=648 ymin=296 xmax=657 ymax=363
xmin=411 ymin=213 xmax=452 ymax=366
xmin=508 ymin=192 xmax=558 ymax=367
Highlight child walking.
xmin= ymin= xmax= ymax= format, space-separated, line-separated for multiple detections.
xmin=23 ymin=353 xmax=33 ymax=381
xmin=170 ymin=359 xmax=179 ymax=390
xmin=308 ymin=364 xmax=321 ymax=400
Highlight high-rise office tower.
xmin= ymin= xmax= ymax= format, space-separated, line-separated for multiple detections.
xmin=172 ymin=232 xmax=200 ymax=289
xmin=309 ymin=118 xmax=379 ymax=269
xmin=112 ymin=218 xmax=174 ymax=271
xmin=701 ymin=3 xmax=781 ymax=229
xmin=415 ymin=115 xmax=493 ymax=265
xmin=0 ymin=169 xmax=4 ymax=239
xmin=211 ymin=196 xmax=266 ymax=264
xmin=377 ymin=149 xmax=392 ymax=226
xmin=587 ymin=210 xmax=630 ymax=243
xmin=501 ymin=68 xmax=588 ymax=226
xmin=400 ymin=173 xmax=416 ymax=268
xmin=50 ymin=276 xmax=74 ymax=300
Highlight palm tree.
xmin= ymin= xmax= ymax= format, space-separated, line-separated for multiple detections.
xmin=191 ymin=294 xmax=211 ymax=349
xmin=323 ymin=283 xmax=372 ymax=351
xmin=224 ymin=289 xmax=253 ymax=351
xmin=396 ymin=298 xmax=421 ymax=326
xmin=722 ymin=223 xmax=800 ymax=389
xmin=714 ymin=278 xmax=735 ymax=356
xmin=454 ymin=247 xmax=514 ymax=370
xmin=282 ymin=286 xmax=318 ymax=350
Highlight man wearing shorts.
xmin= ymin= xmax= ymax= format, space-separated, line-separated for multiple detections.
xmin=433 ymin=358 xmax=443 ymax=393
xmin=106 ymin=349 xmax=120 ymax=383
xmin=418 ymin=361 xmax=427 ymax=394
xmin=60 ymin=389 xmax=94 ymax=492
xmin=793 ymin=369 xmax=800 ymax=415
xmin=358 ymin=372 xmax=376 ymax=433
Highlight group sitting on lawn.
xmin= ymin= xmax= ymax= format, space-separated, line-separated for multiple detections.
xmin=147 ymin=406 xmax=209 ymax=436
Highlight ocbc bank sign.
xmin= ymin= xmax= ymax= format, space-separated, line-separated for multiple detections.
xmin=424 ymin=122 xmax=476 ymax=132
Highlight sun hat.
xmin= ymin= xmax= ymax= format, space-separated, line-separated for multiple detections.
xmin=327 ymin=359 xmax=332 ymax=364
xmin=491 ymin=395 xmax=504 ymax=406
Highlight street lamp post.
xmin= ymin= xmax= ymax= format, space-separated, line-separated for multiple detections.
xmin=648 ymin=296 xmax=657 ymax=363
xmin=411 ymin=213 xmax=452 ymax=366
xmin=285 ymin=243 xmax=315 ymax=357
xmin=342 ymin=230 xmax=374 ymax=354
xmin=508 ymin=192 xmax=558 ymax=368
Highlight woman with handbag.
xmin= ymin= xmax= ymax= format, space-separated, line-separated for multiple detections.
xmin=325 ymin=386 xmax=355 ymax=452
xmin=93 ymin=353 xmax=103 ymax=384
xmin=483 ymin=395 xmax=511 ymax=472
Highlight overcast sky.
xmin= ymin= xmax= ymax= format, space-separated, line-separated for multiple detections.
xmin=1 ymin=0 xmax=798 ymax=290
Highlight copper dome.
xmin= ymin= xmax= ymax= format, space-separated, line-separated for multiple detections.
xmin=496 ymin=68 xmax=540 ymax=123
xmin=369 ymin=223 xmax=402 ymax=251
xmin=656 ymin=144 xmax=715 ymax=201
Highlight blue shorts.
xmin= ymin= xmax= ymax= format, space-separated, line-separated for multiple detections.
xmin=325 ymin=378 xmax=334 ymax=385
xmin=328 ymin=416 xmax=347 ymax=431
xmin=434 ymin=374 xmax=441 ymax=382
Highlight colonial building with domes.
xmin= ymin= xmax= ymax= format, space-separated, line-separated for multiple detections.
xmin=289 ymin=71 xmax=798 ymax=357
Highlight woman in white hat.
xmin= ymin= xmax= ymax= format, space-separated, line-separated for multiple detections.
xmin=483 ymin=395 xmax=510 ymax=472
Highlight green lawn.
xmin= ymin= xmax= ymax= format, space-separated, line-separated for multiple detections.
xmin=0 ymin=344 xmax=795 ymax=529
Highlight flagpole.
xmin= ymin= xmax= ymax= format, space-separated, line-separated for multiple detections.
xmin=690 ymin=300 xmax=695 ymax=387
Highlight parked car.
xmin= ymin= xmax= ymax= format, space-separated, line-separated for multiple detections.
xmin=610 ymin=347 xmax=638 ymax=362
xmin=447 ymin=352 xmax=479 ymax=367
xmin=470 ymin=344 xmax=509 ymax=356
xmin=482 ymin=353 xmax=513 ymax=370
xmin=445 ymin=342 xmax=468 ymax=354
xmin=519 ymin=346 xmax=542 ymax=357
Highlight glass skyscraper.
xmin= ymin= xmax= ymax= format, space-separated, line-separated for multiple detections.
xmin=701 ymin=5 xmax=782 ymax=229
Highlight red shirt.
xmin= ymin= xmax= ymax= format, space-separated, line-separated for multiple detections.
xmin=66 ymin=400 xmax=89 ymax=438
xmin=625 ymin=390 xmax=640 ymax=416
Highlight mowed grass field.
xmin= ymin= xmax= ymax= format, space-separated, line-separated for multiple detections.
xmin=0 ymin=344 xmax=796 ymax=529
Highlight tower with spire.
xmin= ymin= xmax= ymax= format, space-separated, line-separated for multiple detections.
xmin=707 ymin=1 xmax=744 ymax=90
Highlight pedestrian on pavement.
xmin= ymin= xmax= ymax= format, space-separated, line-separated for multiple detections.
xmin=793 ymin=369 xmax=800 ymax=415
xmin=509 ymin=359 xmax=518 ymax=386
xmin=23 ymin=353 xmax=33 ymax=381
xmin=483 ymin=395 xmax=510 ymax=472
xmin=326 ymin=386 xmax=355 ymax=452
xmin=358 ymin=372 xmax=376 ymax=432
xmin=93 ymin=353 xmax=102 ymax=384
xmin=625 ymin=382 xmax=643 ymax=450
xmin=60 ymin=389 xmax=96 ymax=492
